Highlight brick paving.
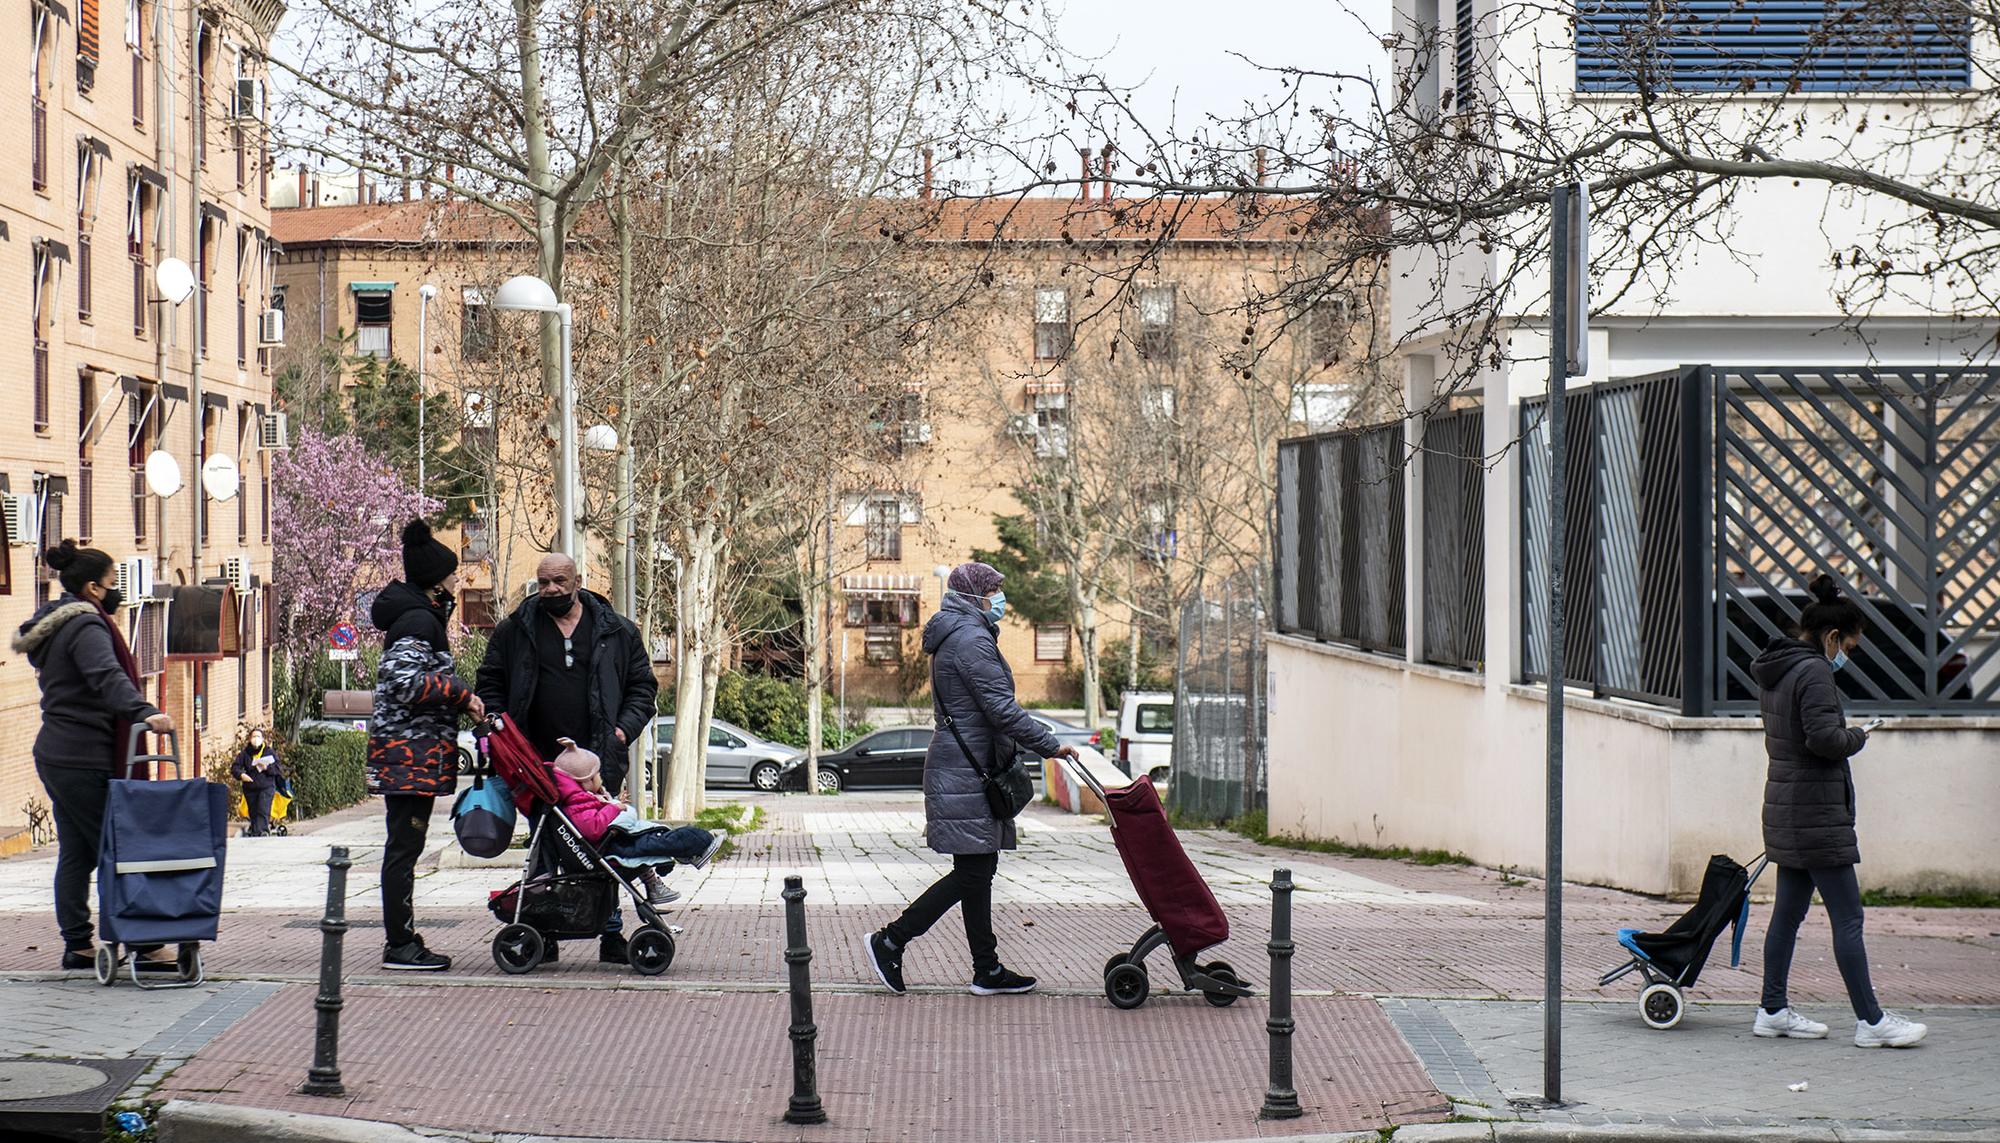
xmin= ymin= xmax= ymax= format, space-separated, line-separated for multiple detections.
xmin=3 ymin=789 xmax=1997 ymax=1140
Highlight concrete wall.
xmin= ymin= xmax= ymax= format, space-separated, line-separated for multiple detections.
xmin=1268 ymin=634 xmax=2000 ymax=896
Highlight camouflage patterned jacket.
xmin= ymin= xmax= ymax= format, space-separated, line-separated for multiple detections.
xmin=367 ymin=581 xmax=474 ymax=797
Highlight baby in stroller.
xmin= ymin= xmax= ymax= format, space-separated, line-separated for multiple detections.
xmin=549 ymin=740 xmax=725 ymax=905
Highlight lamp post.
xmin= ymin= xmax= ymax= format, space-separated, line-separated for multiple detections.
xmin=416 ymin=284 xmax=438 ymax=495
xmin=490 ymin=274 xmax=576 ymax=556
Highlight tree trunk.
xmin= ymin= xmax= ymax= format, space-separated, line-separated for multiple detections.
xmin=800 ymin=532 xmax=825 ymax=795
xmin=1078 ymin=580 xmax=1103 ymax=727
xmin=663 ymin=521 xmax=721 ymax=820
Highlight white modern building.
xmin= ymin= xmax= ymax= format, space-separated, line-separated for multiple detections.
xmin=1266 ymin=2 xmax=2000 ymax=895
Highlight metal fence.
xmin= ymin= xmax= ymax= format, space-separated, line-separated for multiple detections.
xmin=1520 ymin=365 xmax=2000 ymax=715
xmin=1169 ymin=575 xmax=1266 ymax=824
xmin=1421 ymin=409 xmax=1485 ymax=669
xmin=1274 ymin=423 xmax=1406 ymax=654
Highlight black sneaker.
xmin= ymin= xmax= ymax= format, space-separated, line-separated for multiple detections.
xmin=60 ymin=947 xmax=94 ymax=971
xmin=970 ymin=967 xmax=1037 ymax=996
xmin=382 ymin=940 xmax=451 ymax=971
xmin=540 ymin=936 xmax=560 ymax=963
xmin=866 ymin=930 xmax=906 ymax=994
xmin=599 ymin=932 xmax=629 ymax=964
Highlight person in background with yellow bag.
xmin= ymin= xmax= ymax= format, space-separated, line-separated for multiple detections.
xmin=230 ymin=727 xmax=285 ymax=837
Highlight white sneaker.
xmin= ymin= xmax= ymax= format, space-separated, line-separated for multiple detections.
xmin=1855 ymin=1011 xmax=1927 ymax=1049
xmin=690 ymin=830 xmax=728 ymax=869
xmin=1754 ymin=1007 xmax=1828 ymax=1039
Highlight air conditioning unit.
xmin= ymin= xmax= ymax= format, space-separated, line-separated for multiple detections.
xmin=1005 ymin=414 xmax=1035 ymax=439
xmin=117 ymin=556 xmax=155 ymax=602
xmin=2 ymin=493 xmax=39 ymax=547
xmin=222 ymin=555 xmax=252 ymax=594
xmin=233 ymin=76 xmax=263 ymax=120
xmin=900 ymin=422 xmax=932 ymax=446
xmin=258 ymin=412 xmax=289 ymax=450
xmin=257 ymin=308 xmax=284 ymax=346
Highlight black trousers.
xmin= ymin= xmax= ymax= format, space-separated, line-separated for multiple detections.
xmin=381 ymin=794 xmax=436 ymax=949
xmin=884 ymin=852 xmax=1001 ymax=976
xmin=243 ymin=786 xmax=275 ymax=836
xmin=1761 ymin=863 xmax=1882 ymax=1024
xmin=35 ymin=763 xmax=110 ymax=951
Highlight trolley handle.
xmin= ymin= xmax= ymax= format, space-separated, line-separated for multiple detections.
xmin=124 ymin=724 xmax=182 ymax=780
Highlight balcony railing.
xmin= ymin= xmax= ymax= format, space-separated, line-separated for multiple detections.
xmin=33 ymin=338 xmax=51 ymax=431
xmin=78 ymin=234 xmax=93 ymax=321
xmin=78 ymin=463 xmax=93 ymax=543
xmin=132 ymin=466 xmax=148 ymax=544
xmin=132 ymin=260 xmax=148 ymax=337
xmin=31 ymin=97 xmax=48 ymax=192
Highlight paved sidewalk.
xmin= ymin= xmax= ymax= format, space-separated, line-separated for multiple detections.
xmin=1 ymin=790 xmax=1995 ymax=1141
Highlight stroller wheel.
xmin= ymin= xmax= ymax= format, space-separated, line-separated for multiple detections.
xmin=1200 ymin=961 xmax=1243 ymax=1007
xmin=492 ymin=923 xmax=545 ymax=975
xmin=627 ymin=925 xmax=676 ymax=976
xmin=1640 ymin=982 xmax=1684 ymax=1030
xmin=94 ymin=945 xmax=116 ymax=987
xmin=1103 ymin=953 xmax=1129 ymax=980
xmin=1105 ymin=962 xmax=1150 ymax=1010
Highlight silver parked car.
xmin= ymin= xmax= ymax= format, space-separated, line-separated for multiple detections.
xmin=650 ymin=716 xmax=801 ymax=791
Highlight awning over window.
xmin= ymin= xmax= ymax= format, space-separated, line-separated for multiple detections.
xmin=348 ymin=281 xmax=397 ymax=292
xmin=840 ymin=574 xmax=923 ymax=598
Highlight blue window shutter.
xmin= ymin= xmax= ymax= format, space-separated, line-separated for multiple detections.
xmin=1575 ymin=1 xmax=1971 ymax=93
xmin=1455 ymin=0 xmax=1476 ymax=104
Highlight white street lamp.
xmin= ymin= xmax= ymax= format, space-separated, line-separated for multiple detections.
xmin=490 ymin=274 xmax=576 ymax=556
xmin=417 ymin=283 xmax=438 ymax=495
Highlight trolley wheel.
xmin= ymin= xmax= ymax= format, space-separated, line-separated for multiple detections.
xmin=627 ymin=925 xmax=676 ymax=976
xmin=1201 ymin=960 xmax=1243 ymax=1008
xmin=177 ymin=943 xmax=203 ymax=984
xmin=1103 ymin=953 xmax=1129 ymax=980
xmin=1639 ymin=982 xmax=1684 ymax=1030
xmin=1105 ymin=961 xmax=1150 ymax=1010
xmin=94 ymin=945 xmax=116 ymax=987
xmin=492 ymin=923 xmax=544 ymax=975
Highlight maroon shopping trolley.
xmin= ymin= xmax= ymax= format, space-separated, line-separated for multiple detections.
xmin=1072 ymin=761 xmax=1255 ymax=1010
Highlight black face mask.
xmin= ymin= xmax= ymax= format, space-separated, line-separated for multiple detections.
xmin=538 ymin=591 xmax=577 ymax=617
xmin=100 ymin=588 xmax=125 ymax=615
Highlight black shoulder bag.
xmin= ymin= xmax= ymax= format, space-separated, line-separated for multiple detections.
xmin=934 ymin=632 xmax=1037 ymax=821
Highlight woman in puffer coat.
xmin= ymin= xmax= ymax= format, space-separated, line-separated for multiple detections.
xmin=1749 ymin=574 xmax=1924 ymax=1049
xmin=865 ymin=561 xmax=1077 ymax=997
xmin=368 ymin=520 xmax=482 ymax=972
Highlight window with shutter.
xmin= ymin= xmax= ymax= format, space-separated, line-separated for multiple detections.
xmin=1034 ymin=624 xmax=1070 ymax=662
xmin=79 ymin=0 xmax=101 ymax=91
xmin=1574 ymin=1 xmax=1972 ymax=92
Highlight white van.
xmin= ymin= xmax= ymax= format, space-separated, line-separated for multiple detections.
xmin=1115 ymin=691 xmax=1175 ymax=783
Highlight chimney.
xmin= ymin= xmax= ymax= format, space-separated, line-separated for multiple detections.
xmin=921 ymin=147 xmax=933 ymax=200
xmin=443 ymin=163 xmax=455 ymax=201
xmin=1079 ymin=148 xmax=1092 ymax=202
xmin=400 ymin=155 xmax=411 ymax=202
xmin=1255 ymin=146 xmax=1267 ymax=188
xmin=1100 ymin=145 xmax=1115 ymax=202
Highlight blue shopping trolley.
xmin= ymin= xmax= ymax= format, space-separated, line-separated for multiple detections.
xmin=94 ymin=728 xmax=230 ymax=988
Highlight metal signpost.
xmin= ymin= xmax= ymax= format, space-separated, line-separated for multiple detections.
xmin=1544 ymin=181 xmax=1588 ymax=1105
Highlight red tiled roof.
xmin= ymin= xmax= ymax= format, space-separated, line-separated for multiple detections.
xmin=270 ymin=199 xmax=527 ymax=248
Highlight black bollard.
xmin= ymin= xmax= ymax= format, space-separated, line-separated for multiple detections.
xmin=782 ymin=874 xmax=827 ymax=1125
xmin=1260 ymin=867 xmax=1302 ymax=1119
xmin=301 ymin=845 xmax=351 ymax=1097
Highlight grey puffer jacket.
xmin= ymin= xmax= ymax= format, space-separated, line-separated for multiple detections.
xmin=921 ymin=595 xmax=1060 ymax=855
xmin=1752 ymin=638 xmax=1867 ymax=868
xmin=13 ymin=597 xmax=161 ymax=771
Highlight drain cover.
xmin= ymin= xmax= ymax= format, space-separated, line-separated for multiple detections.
xmin=0 ymin=1063 xmax=110 ymax=1102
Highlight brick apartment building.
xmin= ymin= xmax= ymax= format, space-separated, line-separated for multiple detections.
xmin=0 ymin=0 xmax=286 ymax=847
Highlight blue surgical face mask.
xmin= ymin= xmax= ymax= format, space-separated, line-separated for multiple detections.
xmin=984 ymin=592 xmax=1007 ymax=624
xmin=1830 ymin=649 xmax=1849 ymax=672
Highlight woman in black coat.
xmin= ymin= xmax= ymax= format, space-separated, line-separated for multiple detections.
xmin=1749 ymin=575 xmax=1924 ymax=1048
xmin=865 ymin=562 xmax=1077 ymax=997
xmin=12 ymin=541 xmax=175 ymax=971
xmin=230 ymin=727 xmax=285 ymax=837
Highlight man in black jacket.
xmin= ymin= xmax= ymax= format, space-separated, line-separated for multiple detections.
xmin=476 ymin=553 xmax=658 ymax=962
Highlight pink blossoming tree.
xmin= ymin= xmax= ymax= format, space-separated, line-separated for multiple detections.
xmin=271 ymin=428 xmax=438 ymax=735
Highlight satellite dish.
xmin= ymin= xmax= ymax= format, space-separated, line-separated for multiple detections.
xmin=154 ymin=258 xmax=196 ymax=306
xmin=583 ymin=424 xmax=619 ymax=452
xmin=144 ymin=450 xmax=183 ymax=497
xmin=201 ymin=453 xmax=240 ymax=502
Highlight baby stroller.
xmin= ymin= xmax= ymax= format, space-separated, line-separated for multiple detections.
xmin=95 ymin=729 xmax=229 ymax=988
xmin=476 ymin=714 xmax=678 ymax=976
xmin=1600 ymin=852 xmax=1769 ymax=1029
xmin=1071 ymin=758 xmax=1255 ymax=1009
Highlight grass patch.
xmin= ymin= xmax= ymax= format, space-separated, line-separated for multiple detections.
xmin=694 ymin=802 xmax=762 ymax=862
xmin=1862 ymin=888 xmax=2000 ymax=909
xmin=1181 ymin=807 xmax=1474 ymax=867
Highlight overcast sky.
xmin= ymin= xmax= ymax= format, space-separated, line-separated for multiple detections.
xmin=1044 ymin=0 xmax=1391 ymax=156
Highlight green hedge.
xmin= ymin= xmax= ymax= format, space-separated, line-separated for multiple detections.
xmin=285 ymin=728 xmax=370 ymax=819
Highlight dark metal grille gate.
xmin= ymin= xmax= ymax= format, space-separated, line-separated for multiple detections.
xmin=1421 ymin=409 xmax=1486 ymax=669
xmin=1274 ymin=424 xmax=1406 ymax=654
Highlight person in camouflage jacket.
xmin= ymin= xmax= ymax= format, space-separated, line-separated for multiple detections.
xmin=368 ymin=520 xmax=483 ymax=971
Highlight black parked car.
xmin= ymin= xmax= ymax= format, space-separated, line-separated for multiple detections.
xmin=1723 ymin=586 xmax=1972 ymax=704
xmin=777 ymin=725 xmax=1046 ymax=792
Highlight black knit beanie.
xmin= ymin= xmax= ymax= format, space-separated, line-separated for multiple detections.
xmin=401 ymin=519 xmax=459 ymax=589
